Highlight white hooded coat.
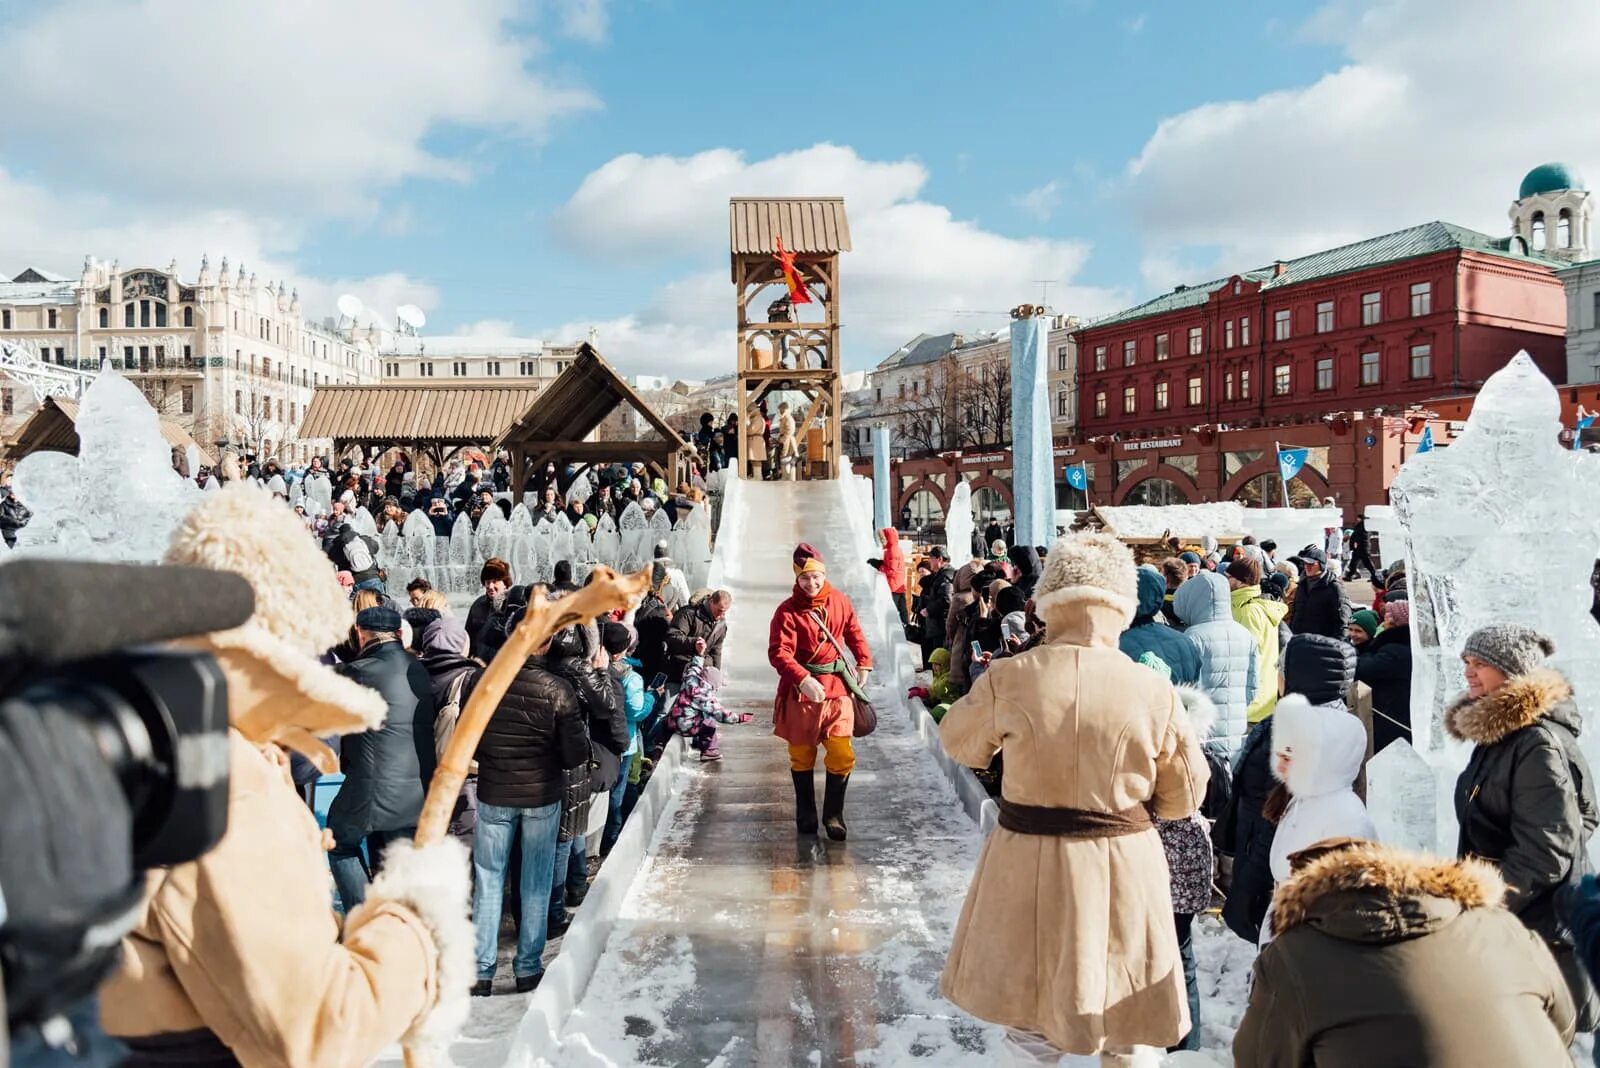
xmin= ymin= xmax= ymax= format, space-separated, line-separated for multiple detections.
xmin=1268 ymin=693 xmax=1374 ymax=886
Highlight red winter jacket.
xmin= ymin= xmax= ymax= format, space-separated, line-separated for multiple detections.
xmin=879 ymin=527 xmax=907 ymax=595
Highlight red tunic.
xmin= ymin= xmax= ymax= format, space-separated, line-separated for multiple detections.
xmin=768 ymin=584 xmax=873 ymax=745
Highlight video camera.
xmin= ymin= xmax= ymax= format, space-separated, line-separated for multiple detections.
xmin=0 ymin=560 xmax=254 ymax=1056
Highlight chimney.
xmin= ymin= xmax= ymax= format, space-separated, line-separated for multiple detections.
xmin=1273 ymin=261 xmax=1287 ymax=278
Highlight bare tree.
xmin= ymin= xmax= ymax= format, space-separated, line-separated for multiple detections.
xmin=963 ymin=361 xmax=1012 ymax=447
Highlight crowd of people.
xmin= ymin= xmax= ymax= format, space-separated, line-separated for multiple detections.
xmin=895 ymin=523 xmax=1600 ymax=1065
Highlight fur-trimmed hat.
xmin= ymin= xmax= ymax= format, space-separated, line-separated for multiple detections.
xmin=165 ymin=483 xmax=386 ymax=768
xmin=1032 ymin=532 xmax=1138 ymax=623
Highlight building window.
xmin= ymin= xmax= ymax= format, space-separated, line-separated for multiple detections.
xmin=1273 ymin=364 xmax=1291 ymax=395
xmin=520 ymin=360 xmax=536 ymax=376
xmin=487 ymin=361 xmax=502 ymax=376
xmin=1056 ymin=346 xmax=1069 ymax=372
xmin=1410 ymin=282 xmax=1432 ymax=316
xmin=1 ymin=391 xmax=10 ymax=416
xmin=182 ymin=344 xmax=191 ymax=361
xmin=1560 ymin=209 xmax=1573 ymax=249
xmin=453 ymin=360 xmax=467 ymax=376
xmin=123 ymin=345 xmax=133 ymax=366
xmin=1094 ymin=345 xmax=1107 ymax=371
xmin=1315 ymin=357 xmax=1334 ymax=391
xmin=290 ymin=402 xmax=297 ymax=423
xmin=1154 ymin=381 xmax=1170 ymax=410
xmin=1240 ymin=368 xmax=1251 ymax=398
xmin=1094 ymin=390 xmax=1107 ymax=417
xmin=1122 ymin=386 xmax=1137 ymax=414
xmin=1155 ymin=333 xmax=1169 ymax=360
xmin=1056 ymin=390 xmax=1069 ymax=417
xmin=1594 ymin=291 xmax=1600 ymax=329
xmin=1273 ymin=309 xmax=1291 ymax=341
xmin=46 ymin=308 xmax=58 ymax=329
xmin=1532 ymin=212 xmax=1547 ymax=251
xmin=234 ymin=390 xmax=242 ymax=415
xmin=1187 ymin=326 xmax=1202 ymax=355
xmin=125 ymin=303 xmax=135 ymax=327
xmin=138 ymin=345 xmax=149 ymax=368
xmin=1 ymin=310 xmax=9 ymax=330
xmin=422 ymin=362 xmax=435 ymax=378
xmin=1362 ymin=291 xmax=1381 ymax=326
xmin=183 ymin=306 xmax=193 ymax=327
xmin=97 ymin=345 xmax=106 ymax=361
xmin=1360 ymin=350 xmax=1380 ymax=385
xmin=1240 ymin=316 xmax=1251 ymax=346
xmin=1188 ymin=376 xmax=1203 ymax=406
xmin=97 ymin=307 xmax=108 ymax=328
xmin=1122 ymin=339 xmax=1136 ymax=367
xmin=261 ymin=356 xmax=271 ymax=378
xmin=276 ymin=398 xmax=283 ymax=422
xmin=181 ymin=385 xmax=194 ymax=413
xmin=1316 ymin=300 xmax=1334 ymax=333
xmin=1224 ymin=371 xmax=1235 ymax=400
xmin=142 ymin=301 xmax=154 ymax=328
xmin=1224 ymin=320 xmax=1234 ymax=349
xmin=154 ymin=303 xmax=167 ymax=328
xmin=1409 ymin=343 xmax=1432 ymax=379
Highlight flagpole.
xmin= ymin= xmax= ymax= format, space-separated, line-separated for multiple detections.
xmin=1275 ymin=440 xmax=1287 ymax=509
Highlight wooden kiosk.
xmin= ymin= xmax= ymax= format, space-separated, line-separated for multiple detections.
xmin=730 ymin=197 xmax=850 ymax=480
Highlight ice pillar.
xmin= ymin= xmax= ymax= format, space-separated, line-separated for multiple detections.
xmin=1010 ymin=314 xmax=1053 ymax=549
xmin=872 ymin=425 xmax=893 ymax=531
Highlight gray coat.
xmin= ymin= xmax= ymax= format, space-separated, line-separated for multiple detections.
xmin=327 ymin=638 xmax=434 ymax=838
xmin=1173 ymin=572 xmax=1257 ymax=752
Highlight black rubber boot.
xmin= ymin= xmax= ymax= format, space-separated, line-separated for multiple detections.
xmin=822 ymin=773 xmax=850 ymax=841
xmin=792 ymin=771 xmax=818 ymax=834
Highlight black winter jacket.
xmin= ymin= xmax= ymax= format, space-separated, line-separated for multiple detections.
xmin=1220 ymin=718 xmax=1277 ymax=943
xmin=920 ymin=565 xmax=956 ymax=643
xmin=1282 ymin=632 xmax=1357 ymax=703
xmin=549 ymin=625 xmax=630 ymax=791
xmin=1288 ymin=570 xmax=1351 ymax=640
xmin=326 ymin=525 xmax=381 ymax=585
xmin=632 ymin=594 xmax=672 ymax=685
xmin=475 ymin=658 xmax=588 ymax=809
xmin=665 ymin=601 xmax=727 ymax=682
xmin=328 ymin=639 xmax=433 ymax=838
xmin=1450 ymin=670 xmax=1599 ymax=944
xmin=1357 ymin=624 xmax=1412 ymax=751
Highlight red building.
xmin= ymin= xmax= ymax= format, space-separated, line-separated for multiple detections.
xmin=1075 ymin=221 xmax=1566 ymax=437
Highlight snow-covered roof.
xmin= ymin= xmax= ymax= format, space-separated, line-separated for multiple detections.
xmin=10 ymin=266 xmax=70 ymax=283
xmin=379 ymin=334 xmax=545 ymax=358
xmin=1089 ymin=502 xmax=1249 ymax=540
xmin=0 ymin=280 xmax=75 ymax=305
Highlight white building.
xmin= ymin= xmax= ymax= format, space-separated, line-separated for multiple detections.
xmin=377 ymin=333 xmax=578 ymax=384
xmin=0 ymin=257 xmax=380 ymax=462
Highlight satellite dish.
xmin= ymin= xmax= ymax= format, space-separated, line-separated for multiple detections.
xmin=396 ymin=304 xmax=426 ymax=331
xmin=336 ymin=294 xmax=364 ymax=320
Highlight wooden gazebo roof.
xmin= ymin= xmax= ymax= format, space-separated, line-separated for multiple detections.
xmin=728 ymin=198 xmax=852 ymax=277
xmin=496 ymin=343 xmax=689 ymax=497
xmin=298 ymin=382 xmax=543 ymax=458
xmin=4 ymin=396 xmax=215 ymax=466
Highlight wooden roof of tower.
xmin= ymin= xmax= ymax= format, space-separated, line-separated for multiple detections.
xmin=4 ymin=396 xmax=216 ymax=464
xmin=298 ymin=382 xmax=544 ymax=446
xmin=496 ymin=342 xmax=687 ymax=452
xmin=729 ymin=198 xmax=852 ymax=277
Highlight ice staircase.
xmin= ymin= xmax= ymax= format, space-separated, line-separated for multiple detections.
xmin=505 ymin=477 xmax=999 ymax=1066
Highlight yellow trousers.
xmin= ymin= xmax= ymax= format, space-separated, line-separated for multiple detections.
xmin=788 ymin=737 xmax=855 ymax=776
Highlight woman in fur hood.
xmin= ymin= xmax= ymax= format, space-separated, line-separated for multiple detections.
xmin=1235 ymin=838 xmax=1576 ymax=1066
xmin=1450 ymin=624 xmax=1600 ymax=1032
xmin=99 ymin=484 xmax=472 ymax=1067
xmin=938 ymin=532 xmax=1208 ymax=1065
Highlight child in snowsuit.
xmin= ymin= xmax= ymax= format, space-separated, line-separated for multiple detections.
xmin=669 ymin=654 xmax=751 ymax=761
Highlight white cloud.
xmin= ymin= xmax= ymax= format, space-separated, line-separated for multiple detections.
xmin=542 ymin=144 xmax=1127 ymax=378
xmin=456 ymin=318 xmax=518 ymax=337
xmin=554 ymin=0 xmax=608 ymax=42
xmin=1013 ymin=181 xmax=1062 ymax=222
xmin=1126 ymin=0 xmax=1600 ymax=271
xmin=1 ymin=0 xmax=597 ymax=218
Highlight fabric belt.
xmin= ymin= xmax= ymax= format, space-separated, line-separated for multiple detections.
xmin=997 ymin=799 xmax=1153 ymax=838
xmin=120 ymin=1028 xmax=242 ymax=1066
xmin=804 ymin=660 xmax=869 ymax=703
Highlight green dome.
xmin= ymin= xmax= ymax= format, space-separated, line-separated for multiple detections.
xmin=1520 ymin=162 xmax=1585 ymax=199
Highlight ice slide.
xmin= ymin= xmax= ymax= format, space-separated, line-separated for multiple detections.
xmin=500 ymin=477 xmax=1001 ymax=1066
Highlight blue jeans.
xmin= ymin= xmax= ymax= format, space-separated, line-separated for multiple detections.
xmin=472 ymin=800 xmax=560 ymax=980
xmin=329 ymin=827 xmax=413 ymax=912
xmin=549 ymin=833 xmax=591 ymax=924
xmin=600 ymin=758 xmax=631 ymax=855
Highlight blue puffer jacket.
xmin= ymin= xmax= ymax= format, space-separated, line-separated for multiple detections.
xmin=1119 ymin=565 xmax=1203 ymax=685
xmin=1173 ymin=572 xmax=1258 ymax=754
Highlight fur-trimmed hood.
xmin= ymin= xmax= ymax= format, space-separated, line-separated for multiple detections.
xmin=1270 ymin=841 xmax=1506 ymax=943
xmin=1174 ymin=684 xmax=1218 ymax=742
xmin=1271 ymin=694 xmax=1367 ymax=798
xmin=1444 ymin=668 xmax=1578 ymax=746
xmin=165 ymin=484 xmax=386 ymax=769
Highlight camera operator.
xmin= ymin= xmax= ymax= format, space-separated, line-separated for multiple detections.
xmin=96 ymin=485 xmax=470 ymax=1066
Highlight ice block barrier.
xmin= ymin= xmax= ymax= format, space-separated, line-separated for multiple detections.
xmin=516 ymin=478 xmax=999 ymax=1065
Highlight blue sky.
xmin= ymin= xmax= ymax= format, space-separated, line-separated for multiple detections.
xmin=2 ymin=0 xmax=1595 ymax=376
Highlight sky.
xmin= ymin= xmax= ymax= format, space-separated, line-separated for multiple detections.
xmin=2 ymin=0 xmax=1598 ymax=379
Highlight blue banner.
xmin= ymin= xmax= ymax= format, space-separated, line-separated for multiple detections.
xmin=1065 ymin=463 xmax=1088 ymax=491
xmin=1416 ymin=427 xmax=1434 ymax=454
xmin=1575 ymin=414 xmax=1597 ymax=451
xmin=1277 ymin=447 xmax=1309 ymax=481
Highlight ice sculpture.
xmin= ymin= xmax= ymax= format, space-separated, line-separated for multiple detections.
xmin=1382 ymin=352 xmax=1600 ymax=854
xmin=618 ymin=502 xmax=650 ymax=574
xmin=12 ymin=373 xmax=200 ymax=561
xmin=566 ymin=470 xmax=593 ymax=506
xmin=303 ymin=471 xmax=332 ymax=515
xmin=593 ymin=513 xmax=621 ymax=570
xmin=945 ymin=479 xmax=975 ymax=563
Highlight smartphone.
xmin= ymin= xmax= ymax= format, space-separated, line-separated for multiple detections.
xmin=649 ymin=672 xmax=668 ymax=691
xmin=970 ymin=641 xmax=984 ymax=660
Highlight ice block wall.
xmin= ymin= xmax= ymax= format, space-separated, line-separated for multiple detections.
xmin=1010 ymin=315 xmax=1053 ymax=550
xmin=873 ymin=425 xmax=892 ymax=532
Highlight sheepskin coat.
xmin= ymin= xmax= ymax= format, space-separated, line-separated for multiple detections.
xmin=1234 ymin=844 xmax=1575 ymax=1067
xmin=1173 ymin=571 xmax=1258 ymax=752
xmin=938 ymin=533 xmax=1208 ymax=1055
xmin=1448 ymin=669 xmax=1599 ymax=944
xmin=101 ymin=485 xmax=471 ymax=1065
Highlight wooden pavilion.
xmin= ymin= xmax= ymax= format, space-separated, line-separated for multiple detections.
xmin=297 ymin=382 xmax=543 ymax=469
xmin=496 ymin=343 xmax=690 ymax=501
xmin=4 ymin=396 xmax=215 ymax=471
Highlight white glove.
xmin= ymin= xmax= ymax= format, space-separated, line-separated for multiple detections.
xmin=798 ymin=676 xmax=827 ymax=703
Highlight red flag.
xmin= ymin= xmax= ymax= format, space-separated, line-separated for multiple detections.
xmin=774 ymin=235 xmax=813 ymax=305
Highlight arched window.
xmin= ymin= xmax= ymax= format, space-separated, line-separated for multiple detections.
xmin=98 ymin=307 xmax=108 ymax=328
xmin=972 ymin=486 xmax=1011 ymax=526
xmin=905 ymin=489 xmax=944 ymax=534
xmin=1123 ymin=477 xmax=1191 ymax=506
xmin=183 ymin=305 xmax=194 ymax=327
xmin=1234 ymin=473 xmax=1319 ymax=508
xmin=1559 ymin=209 xmax=1573 ymax=249
xmin=1532 ymin=211 xmax=1547 ymax=251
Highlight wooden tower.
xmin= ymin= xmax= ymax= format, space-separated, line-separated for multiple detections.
xmin=729 ymin=197 xmax=851 ymax=480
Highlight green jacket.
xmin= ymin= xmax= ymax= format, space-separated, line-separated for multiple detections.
xmin=1231 ymin=585 xmax=1287 ymax=724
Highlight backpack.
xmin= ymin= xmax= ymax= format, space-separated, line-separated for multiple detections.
xmin=433 ymin=669 xmax=475 ymax=766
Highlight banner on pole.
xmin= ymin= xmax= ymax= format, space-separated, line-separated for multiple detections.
xmin=1416 ymin=427 xmax=1434 ymax=454
xmin=1065 ymin=464 xmax=1088 ymax=491
xmin=1575 ymin=408 xmax=1597 ymax=451
xmin=1277 ymin=446 xmax=1309 ymax=482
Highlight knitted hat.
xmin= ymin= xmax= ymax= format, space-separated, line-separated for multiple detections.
xmin=1033 ymin=532 xmax=1138 ymax=623
xmin=1179 ymin=551 xmax=1201 ymax=565
xmin=1384 ymin=600 xmax=1410 ymax=628
xmin=356 ymin=605 xmax=403 ymax=632
xmin=1462 ymin=624 xmax=1556 ymax=678
xmin=1350 ymin=609 xmax=1381 ymax=639
xmin=601 ymin=621 xmax=635 ymax=656
xmin=793 ymin=543 xmax=826 ymax=576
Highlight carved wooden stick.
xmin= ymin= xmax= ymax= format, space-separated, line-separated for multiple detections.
xmin=403 ymin=564 xmax=650 ymax=1068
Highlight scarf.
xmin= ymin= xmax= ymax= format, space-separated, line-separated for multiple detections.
xmin=792 ymin=579 xmax=833 ymax=613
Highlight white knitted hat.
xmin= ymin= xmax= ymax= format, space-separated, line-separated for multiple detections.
xmin=1033 ymin=532 xmax=1138 ymax=622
